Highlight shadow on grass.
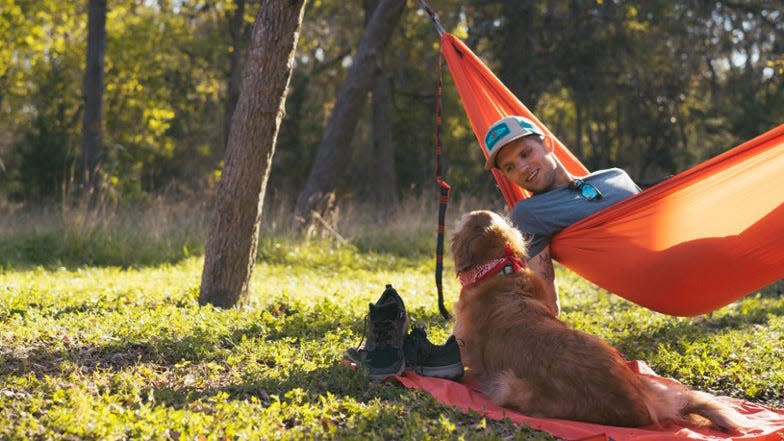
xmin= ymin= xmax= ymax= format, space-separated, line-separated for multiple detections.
xmin=150 ymin=361 xmax=399 ymax=410
xmin=613 ymin=299 xmax=784 ymax=359
xmin=1 ymin=298 xmax=478 ymax=431
xmin=0 ymin=295 xmax=197 ymax=322
xmin=0 ymin=302 xmax=120 ymax=322
xmin=0 ymin=233 xmax=201 ymax=270
xmin=1 ymin=339 xmax=197 ymax=377
xmin=0 ymin=302 xmax=364 ymax=378
xmin=0 ymin=319 xmax=268 ymax=377
xmin=0 ymin=319 xmax=410 ymax=411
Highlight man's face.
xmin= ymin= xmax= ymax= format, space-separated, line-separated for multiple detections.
xmin=495 ymin=136 xmax=559 ymax=193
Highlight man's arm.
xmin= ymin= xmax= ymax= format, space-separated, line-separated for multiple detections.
xmin=527 ymin=245 xmax=560 ymax=316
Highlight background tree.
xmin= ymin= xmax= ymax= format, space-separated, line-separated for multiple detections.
xmin=467 ymin=0 xmax=783 ymax=182
xmin=0 ymin=1 xmax=83 ymax=200
xmin=81 ymin=0 xmax=107 ymax=199
xmin=361 ymin=0 xmax=399 ymax=213
xmin=269 ymin=0 xmax=362 ymax=198
xmin=199 ymin=0 xmax=307 ymax=308
xmin=0 ymin=1 xmax=781 ymax=207
xmin=223 ymin=0 xmax=252 ymax=148
xmin=293 ymin=0 xmax=407 ymax=225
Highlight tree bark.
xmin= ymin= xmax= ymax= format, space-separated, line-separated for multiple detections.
xmin=368 ymin=0 xmax=398 ymax=211
xmin=200 ymin=0 xmax=306 ymax=308
xmin=294 ymin=0 xmax=406 ymax=224
xmin=370 ymin=71 xmax=398 ymax=211
xmin=362 ymin=0 xmax=398 ymax=213
xmin=81 ymin=0 xmax=107 ymax=199
xmin=224 ymin=0 xmax=247 ymax=148
xmin=498 ymin=0 xmax=559 ymax=111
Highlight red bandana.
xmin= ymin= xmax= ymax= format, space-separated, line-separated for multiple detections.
xmin=457 ymin=244 xmax=526 ymax=289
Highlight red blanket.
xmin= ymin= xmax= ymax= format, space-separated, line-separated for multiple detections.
xmin=392 ymin=361 xmax=784 ymax=441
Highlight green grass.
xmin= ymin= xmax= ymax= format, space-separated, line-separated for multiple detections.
xmin=0 ymin=200 xmax=782 ymax=440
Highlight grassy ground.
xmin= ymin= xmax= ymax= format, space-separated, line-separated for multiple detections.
xmin=0 ymin=199 xmax=782 ymax=440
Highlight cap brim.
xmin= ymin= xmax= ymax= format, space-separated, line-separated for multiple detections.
xmin=484 ymin=132 xmax=530 ymax=170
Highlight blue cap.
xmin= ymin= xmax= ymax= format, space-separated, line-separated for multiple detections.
xmin=484 ymin=116 xmax=544 ymax=170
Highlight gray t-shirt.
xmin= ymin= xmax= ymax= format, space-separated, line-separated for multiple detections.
xmin=511 ymin=168 xmax=641 ymax=258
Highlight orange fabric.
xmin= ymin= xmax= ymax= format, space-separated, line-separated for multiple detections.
xmin=393 ymin=363 xmax=784 ymax=441
xmin=552 ymin=125 xmax=784 ymax=315
xmin=440 ymin=33 xmax=588 ymax=206
xmin=440 ymin=32 xmax=784 ymax=315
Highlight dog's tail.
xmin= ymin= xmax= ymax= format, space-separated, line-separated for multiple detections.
xmin=641 ymin=376 xmax=750 ymax=431
xmin=682 ymin=390 xmax=751 ymax=431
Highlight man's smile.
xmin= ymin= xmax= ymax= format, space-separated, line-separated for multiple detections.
xmin=526 ymin=169 xmax=538 ymax=183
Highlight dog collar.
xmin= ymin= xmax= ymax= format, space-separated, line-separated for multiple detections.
xmin=457 ymin=244 xmax=526 ymax=289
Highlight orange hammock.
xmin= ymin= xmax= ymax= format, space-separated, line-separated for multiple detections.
xmin=440 ymin=32 xmax=784 ymax=316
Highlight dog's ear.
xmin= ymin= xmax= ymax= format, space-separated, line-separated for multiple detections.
xmin=451 ymin=212 xmax=484 ymax=273
xmin=451 ymin=210 xmax=514 ymax=272
xmin=490 ymin=216 xmax=528 ymax=259
xmin=452 ymin=211 xmax=488 ymax=272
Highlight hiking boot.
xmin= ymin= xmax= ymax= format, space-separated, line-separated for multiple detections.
xmin=403 ymin=325 xmax=464 ymax=380
xmin=344 ymin=284 xmax=408 ymax=380
xmin=343 ymin=346 xmax=366 ymax=365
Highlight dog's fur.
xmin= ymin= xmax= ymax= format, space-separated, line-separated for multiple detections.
xmin=450 ymin=210 xmax=749 ymax=430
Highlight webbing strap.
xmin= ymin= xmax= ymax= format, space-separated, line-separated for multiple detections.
xmin=417 ymin=0 xmax=445 ymax=36
xmin=434 ymin=55 xmax=451 ymax=320
xmin=418 ymin=0 xmax=451 ymax=319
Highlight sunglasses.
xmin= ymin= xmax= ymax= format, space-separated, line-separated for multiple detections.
xmin=569 ymin=179 xmax=603 ymax=201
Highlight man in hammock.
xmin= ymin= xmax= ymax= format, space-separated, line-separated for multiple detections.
xmin=483 ymin=116 xmax=641 ymax=315
xmin=350 ymin=117 xmax=642 ymax=380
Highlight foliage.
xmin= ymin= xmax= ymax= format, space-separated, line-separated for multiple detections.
xmin=0 ymin=0 xmax=84 ymax=200
xmin=466 ymin=0 xmax=784 ymax=182
xmin=1 ymin=1 xmax=783 ymax=205
xmin=101 ymin=1 xmax=230 ymax=197
xmin=1 ymin=0 xmax=234 ymax=201
xmin=0 ymin=200 xmax=782 ymax=439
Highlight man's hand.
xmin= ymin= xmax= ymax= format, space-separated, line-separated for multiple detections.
xmin=527 ymin=245 xmax=560 ymax=316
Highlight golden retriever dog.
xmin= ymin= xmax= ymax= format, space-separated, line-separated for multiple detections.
xmin=450 ymin=210 xmax=749 ymax=430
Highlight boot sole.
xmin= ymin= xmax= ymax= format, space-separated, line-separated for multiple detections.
xmin=409 ymin=363 xmax=464 ymax=380
xmin=368 ymin=360 xmax=406 ymax=380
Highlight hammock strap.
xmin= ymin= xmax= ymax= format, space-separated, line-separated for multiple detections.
xmin=434 ymin=54 xmax=451 ymax=320
xmin=417 ymin=0 xmax=445 ymax=36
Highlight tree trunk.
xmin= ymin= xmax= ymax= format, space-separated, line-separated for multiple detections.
xmin=293 ymin=0 xmax=406 ymax=225
xmin=367 ymin=0 xmax=398 ymax=212
xmin=498 ymin=0 xmax=559 ymax=111
xmin=370 ymin=71 xmax=398 ymax=211
xmin=200 ymin=0 xmax=306 ymax=308
xmin=81 ymin=0 xmax=107 ymax=199
xmin=224 ymin=0 xmax=247 ymax=148
xmin=362 ymin=0 xmax=398 ymax=214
